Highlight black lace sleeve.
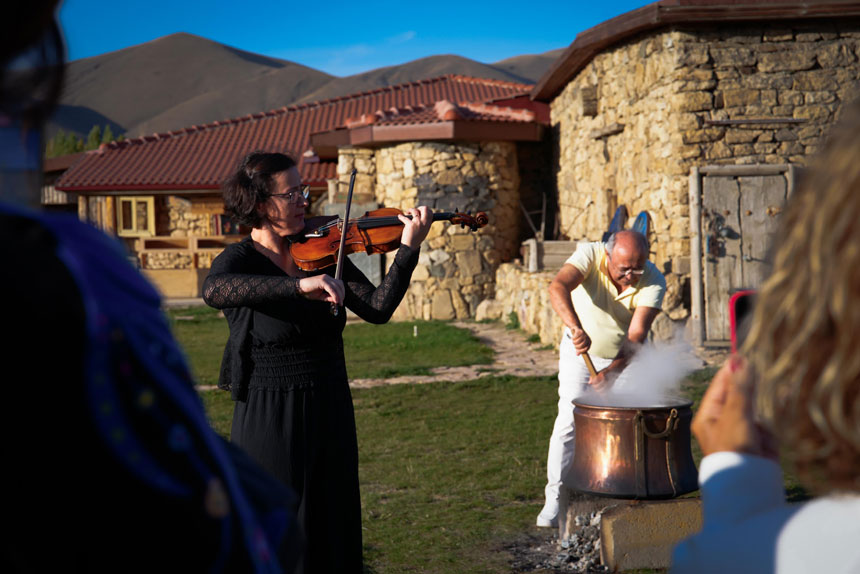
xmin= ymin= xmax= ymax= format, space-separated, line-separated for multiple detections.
xmin=202 ymin=274 xmax=302 ymax=309
xmin=344 ymin=244 xmax=419 ymax=324
xmin=202 ymin=242 xmax=301 ymax=309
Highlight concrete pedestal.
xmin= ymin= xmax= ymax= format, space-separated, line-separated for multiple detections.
xmin=557 ymin=487 xmax=703 ymax=572
xmin=600 ymin=499 xmax=702 ymax=572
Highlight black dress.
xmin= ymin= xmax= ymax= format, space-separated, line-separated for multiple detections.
xmin=203 ymin=237 xmax=419 ymax=574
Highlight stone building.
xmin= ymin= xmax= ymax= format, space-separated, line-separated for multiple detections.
xmin=309 ymin=100 xmax=548 ymax=319
xmin=492 ymin=0 xmax=860 ymax=347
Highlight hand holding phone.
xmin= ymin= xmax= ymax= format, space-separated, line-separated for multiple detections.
xmin=691 ymin=356 xmax=779 ymax=459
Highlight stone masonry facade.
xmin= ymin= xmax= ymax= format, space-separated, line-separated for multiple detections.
xmin=142 ymin=196 xmax=216 ymax=270
xmin=337 ymin=141 xmax=522 ymax=321
xmin=548 ymin=21 xmax=860 ymax=340
xmin=162 ymin=196 xmax=211 ymax=238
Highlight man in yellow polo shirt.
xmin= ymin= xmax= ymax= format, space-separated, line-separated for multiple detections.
xmin=537 ymin=230 xmax=666 ymax=527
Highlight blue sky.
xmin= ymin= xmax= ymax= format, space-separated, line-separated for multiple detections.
xmin=58 ymin=0 xmax=654 ymax=76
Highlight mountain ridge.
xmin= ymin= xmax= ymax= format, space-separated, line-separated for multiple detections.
xmin=51 ymin=33 xmax=562 ymax=140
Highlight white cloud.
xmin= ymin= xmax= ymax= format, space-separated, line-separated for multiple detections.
xmin=387 ymin=31 xmax=416 ymax=44
xmin=273 ymin=32 xmax=419 ymax=76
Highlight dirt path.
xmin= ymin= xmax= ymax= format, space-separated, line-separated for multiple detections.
xmin=348 ymin=321 xmax=729 ymax=389
xmin=349 ymin=321 xmax=560 ymax=389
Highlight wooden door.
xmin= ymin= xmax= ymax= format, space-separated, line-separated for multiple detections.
xmin=702 ymin=174 xmax=787 ymax=341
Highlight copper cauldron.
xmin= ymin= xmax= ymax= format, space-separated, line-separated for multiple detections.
xmin=569 ymin=396 xmax=699 ymax=499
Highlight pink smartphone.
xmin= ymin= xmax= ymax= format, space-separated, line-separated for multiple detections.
xmin=729 ymin=290 xmax=756 ymax=353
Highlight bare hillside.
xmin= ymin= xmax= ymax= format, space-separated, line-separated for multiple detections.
xmin=50 ymin=33 xmax=563 ymax=139
xmin=492 ymin=48 xmax=566 ymax=83
xmin=51 ymin=32 xmax=331 ymax=137
xmin=130 ymin=64 xmax=334 ymax=137
xmin=293 ymin=54 xmax=533 ymax=105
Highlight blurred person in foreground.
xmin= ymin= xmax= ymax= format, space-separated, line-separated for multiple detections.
xmin=672 ymin=100 xmax=860 ymax=573
xmin=0 ymin=4 xmax=299 ymax=572
xmin=537 ymin=230 xmax=666 ymax=527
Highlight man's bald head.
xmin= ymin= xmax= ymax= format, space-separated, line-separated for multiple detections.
xmin=607 ymin=230 xmax=649 ymax=259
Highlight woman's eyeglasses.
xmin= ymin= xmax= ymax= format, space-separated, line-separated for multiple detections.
xmin=270 ymin=185 xmax=310 ymax=204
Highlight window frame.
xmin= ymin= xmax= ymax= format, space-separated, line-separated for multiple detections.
xmin=116 ymin=196 xmax=155 ymax=237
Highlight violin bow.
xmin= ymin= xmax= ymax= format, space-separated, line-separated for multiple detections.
xmin=331 ymin=167 xmax=357 ymax=316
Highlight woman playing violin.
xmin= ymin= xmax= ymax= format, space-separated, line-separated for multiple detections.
xmin=202 ymin=151 xmax=432 ymax=574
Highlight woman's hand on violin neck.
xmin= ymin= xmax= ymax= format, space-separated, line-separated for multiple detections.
xmin=399 ymin=206 xmax=433 ymax=250
xmin=297 ymin=274 xmax=344 ymax=305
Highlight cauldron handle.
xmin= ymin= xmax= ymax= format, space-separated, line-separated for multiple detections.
xmin=633 ymin=409 xmax=681 ymax=498
xmin=640 ymin=408 xmax=679 ymax=439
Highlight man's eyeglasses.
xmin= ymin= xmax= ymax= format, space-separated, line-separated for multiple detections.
xmin=270 ymin=185 xmax=310 ymax=204
xmin=607 ymin=253 xmax=645 ymax=277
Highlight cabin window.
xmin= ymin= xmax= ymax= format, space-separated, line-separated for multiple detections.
xmin=116 ymin=196 xmax=155 ymax=237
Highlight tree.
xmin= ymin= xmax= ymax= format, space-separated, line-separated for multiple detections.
xmin=86 ymin=125 xmax=102 ymax=150
xmin=45 ymin=124 xmax=123 ymax=158
xmin=46 ymin=129 xmax=84 ymax=158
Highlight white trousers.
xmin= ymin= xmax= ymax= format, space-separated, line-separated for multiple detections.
xmin=543 ymin=329 xmax=632 ymax=506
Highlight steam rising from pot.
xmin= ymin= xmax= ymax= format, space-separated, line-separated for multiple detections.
xmin=577 ymin=334 xmax=703 ymax=408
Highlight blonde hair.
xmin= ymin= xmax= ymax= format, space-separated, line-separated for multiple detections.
xmin=744 ymin=100 xmax=860 ymax=494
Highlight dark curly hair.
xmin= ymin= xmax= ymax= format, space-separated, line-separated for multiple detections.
xmin=222 ymin=151 xmax=297 ymax=228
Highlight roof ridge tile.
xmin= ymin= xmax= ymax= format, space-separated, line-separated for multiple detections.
xmin=434 ymin=100 xmax=462 ymax=121
xmin=457 ymin=101 xmax=536 ymax=122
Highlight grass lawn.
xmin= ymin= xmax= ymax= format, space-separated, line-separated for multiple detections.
xmin=168 ymin=306 xmax=228 ymax=386
xmin=199 ymin=375 xmax=558 ymax=573
xmin=167 ymin=307 xmax=493 ymax=384
xmin=344 ymin=320 xmax=494 ymax=379
xmin=354 ymin=376 xmax=556 ymax=573
xmin=173 ymin=311 xmax=808 ymax=572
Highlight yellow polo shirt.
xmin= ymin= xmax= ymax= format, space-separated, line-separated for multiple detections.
xmin=566 ymin=241 xmax=666 ymax=359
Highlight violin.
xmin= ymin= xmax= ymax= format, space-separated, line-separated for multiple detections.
xmin=290 ymin=207 xmax=489 ymax=271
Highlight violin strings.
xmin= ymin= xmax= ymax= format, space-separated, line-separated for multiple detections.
xmin=309 ymin=216 xmax=407 ymax=232
xmin=305 ymin=212 xmax=456 ymax=233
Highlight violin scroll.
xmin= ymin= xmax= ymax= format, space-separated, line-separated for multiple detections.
xmin=449 ymin=211 xmax=489 ymax=232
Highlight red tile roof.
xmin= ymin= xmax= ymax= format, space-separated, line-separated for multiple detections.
xmin=56 ymin=75 xmax=538 ymax=193
xmin=310 ymin=97 xmax=547 ymax=148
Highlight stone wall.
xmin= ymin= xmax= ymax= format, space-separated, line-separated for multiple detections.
xmin=552 ymin=21 xmax=860 ymax=330
xmin=142 ymin=196 xmax=217 ymax=270
xmin=337 ymin=141 xmax=523 ymax=320
xmin=144 ymin=251 xmax=193 ymax=270
xmin=141 ymin=247 xmax=220 ymax=271
xmin=160 ymin=196 xmax=212 ymax=237
xmin=492 ymin=263 xmax=563 ymax=346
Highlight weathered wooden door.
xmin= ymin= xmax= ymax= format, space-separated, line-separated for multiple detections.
xmin=701 ymin=174 xmax=788 ymax=342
